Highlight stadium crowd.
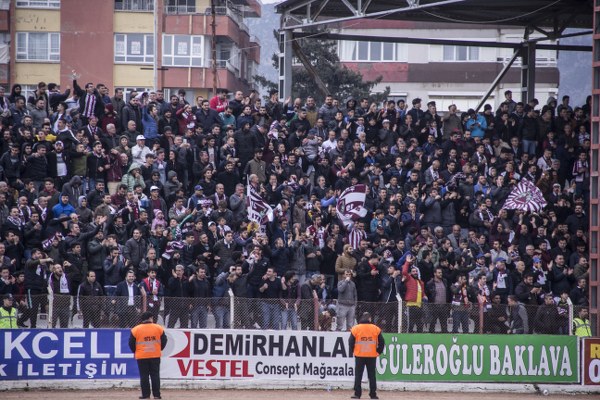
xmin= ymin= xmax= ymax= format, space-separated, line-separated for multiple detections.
xmin=0 ymin=79 xmax=592 ymax=335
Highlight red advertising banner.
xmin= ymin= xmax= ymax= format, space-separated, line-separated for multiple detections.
xmin=583 ymin=338 xmax=600 ymax=385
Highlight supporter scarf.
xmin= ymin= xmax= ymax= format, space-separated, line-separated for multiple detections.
xmin=49 ymin=273 xmax=69 ymax=294
xmin=143 ymin=277 xmax=160 ymax=301
xmin=7 ymin=216 xmax=23 ymax=227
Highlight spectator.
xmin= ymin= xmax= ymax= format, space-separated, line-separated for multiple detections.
xmin=533 ymin=293 xmax=559 ymax=334
xmin=166 ymin=264 xmax=190 ymax=328
xmin=507 ymin=294 xmax=528 ymax=334
xmin=189 ymin=265 xmax=211 ymax=329
xmin=280 ymin=270 xmax=300 ymax=330
xmin=212 ymin=270 xmax=236 ymax=329
xmin=76 ymin=270 xmax=105 ymax=328
xmin=258 ymin=266 xmax=282 ymax=329
xmin=112 ymin=270 xmax=141 ymax=328
xmin=47 ymin=263 xmax=72 ymax=328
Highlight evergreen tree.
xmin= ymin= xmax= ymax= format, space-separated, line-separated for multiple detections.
xmin=254 ymin=36 xmax=389 ymax=104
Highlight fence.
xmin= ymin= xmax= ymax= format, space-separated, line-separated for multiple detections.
xmin=12 ymin=293 xmax=579 ymax=335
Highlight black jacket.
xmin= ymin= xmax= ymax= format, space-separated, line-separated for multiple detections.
xmin=121 ymin=104 xmax=142 ymax=131
xmin=73 ymin=80 xmax=104 ymax=119
xmin=0 ymin=151 xmax=22 ymax=180
xmin=24 ymin=258 xmax=48 ymax=292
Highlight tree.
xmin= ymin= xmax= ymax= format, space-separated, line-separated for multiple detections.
xmin=291 ymin=38 xmax=389 ymax=104
xmin=254 ymin=36 xmax=389 ymax=104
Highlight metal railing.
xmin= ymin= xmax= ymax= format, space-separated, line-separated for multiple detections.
xmin=10 ymin=293 xmax=579 ymax=335
xmin=163 ymin=4 xmax=196 ymax=14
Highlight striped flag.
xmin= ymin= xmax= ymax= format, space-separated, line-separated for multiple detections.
xmin=336 ymin=184 xmax=368 ymax=229
xmin=503 ymin=178 xmax=547 ymax=212
xmin=445 ymin=172 xmax=466 ymax=190
xmin=246 ymin=184 xmax=273 ymax=226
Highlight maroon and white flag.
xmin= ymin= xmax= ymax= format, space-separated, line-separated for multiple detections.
xmin=503 ymin=178 xmax=547 ymax=212
xmin=246 ymin=184 xmax=273 ymax=225
xmin=336 ymin=184 xmax=368 ymax=228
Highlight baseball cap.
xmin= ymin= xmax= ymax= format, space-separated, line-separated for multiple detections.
xmin=476 ymin=252 xmax=485 ymax=259
xmin=55 ymin=141 xmax=64 ymax=146
xmin=533 ymin=256 xmax=541 ymax=262
xmin=136 ymin=135 xmax=146 ymax=141
xmin=194 ymin=185 xmax=204 ymax=191
xmin=150 ymin=186 xmax=159 ymax=191
xmin=3 ymin=293 xmax=13 ymax=300
xmin=382 ymin=119 xmax=390 ymax=124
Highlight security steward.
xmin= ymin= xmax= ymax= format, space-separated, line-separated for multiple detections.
xmin=349 ymin=312 xmax=385 ymax=399
xmin=573 ymin=308 xmax=592 ymax=337
xmin=129 ymin=311 xmax=168 ymax=399
xmin=0 ymin=294 xmax=17 ymax=329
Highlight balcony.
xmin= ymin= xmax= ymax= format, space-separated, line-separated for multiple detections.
xmin=163 ymin=3 xmax=250 ymax=33
xmin=216 ymin=59 xmax=240 ymax=76
xmin=210 ymin=7 xmax=248 ymax=33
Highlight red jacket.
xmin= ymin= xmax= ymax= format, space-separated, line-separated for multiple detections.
xmin=401 ymin=260 xmax=426 ymax=303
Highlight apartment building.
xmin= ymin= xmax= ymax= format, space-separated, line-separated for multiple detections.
xmin=337 ymin=20 xmax=559 ymax=110
xmin=5 ymin=0 xmax=260 ymax=101
xmin=0 ymin=1 xmax=8 ymax=86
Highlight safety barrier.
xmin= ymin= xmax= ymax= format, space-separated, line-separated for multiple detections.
xmin=12 ymin=293 xmax=578 ymax=336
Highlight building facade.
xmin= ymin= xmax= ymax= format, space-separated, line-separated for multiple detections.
xmin=4 ymin=0 xmax=260 ymax=101
xmin=337 ymin=20 xmax=559 ymax=110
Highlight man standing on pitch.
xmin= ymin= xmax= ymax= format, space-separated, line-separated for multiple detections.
xmin=349 ymin=312 xmax=385 ymax=399
xmin=129 ymin=311 xmax=168 ymax=399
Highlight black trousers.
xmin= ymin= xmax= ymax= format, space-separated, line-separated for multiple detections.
xmin=354 ymin=357 xmax=377 ymax=398
xmin=137 ymin=357 xmax=161 ymax=398
xmin=82 ymin=308 xmax=102 ymax=328
xmin=167 ymin=303 xmax=189 ymax=328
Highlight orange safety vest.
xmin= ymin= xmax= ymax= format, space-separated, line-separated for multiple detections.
xmin=131 ymin=322 xmax=164 ymax=359
xmin=351 ymin=323 xmax=381 ymax=357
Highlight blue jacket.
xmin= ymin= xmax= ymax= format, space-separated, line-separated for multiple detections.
xmin=465 ymin=114 xmax=487 ymax=138
xmin=52 ymin=201 xmax=76 ymax=217
xmin=142 ymin=106 xmax=159 ymax=139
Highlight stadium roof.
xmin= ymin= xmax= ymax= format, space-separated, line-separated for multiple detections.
xmin=276 ymin=0 xmax=593 ymax=32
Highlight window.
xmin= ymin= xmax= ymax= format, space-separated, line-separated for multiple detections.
xmin=164 ymin=0 xmax=196 ymax=14
xmin=443 ymin=45 xmax=479 ymax=61
xmin=114 ymin=0 xmax=153 ymax=11
xmin=339 ymin=41 xmax=407 ymax=62
xmin=19 ymin=85 xmax=39 ymax=101
xmin=16 ymin=32 xmax=60 ymax=62
xmin=162 ymin=35 xmax=204 ymax=67
xmin=16 ymin=0 xmax=60 ymax=8
xmin=122 ymin=87 xmax=153 ymax=102
xmin=114 ymin=34 xmax=154 ymax=64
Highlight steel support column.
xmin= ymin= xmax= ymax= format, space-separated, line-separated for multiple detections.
xmin=521 ymin=42 xmax=536 ymax=103
xmin=278 ymin=30 xmax=293 ymax=101
xmin=475 ymin=48 xmax=521 ymax=113
xmin=589 ymin=1 xmax=600 ymax=335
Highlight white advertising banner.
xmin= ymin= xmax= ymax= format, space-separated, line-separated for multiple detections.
xmin=161 ymin=329 xmax=354 ymax=380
